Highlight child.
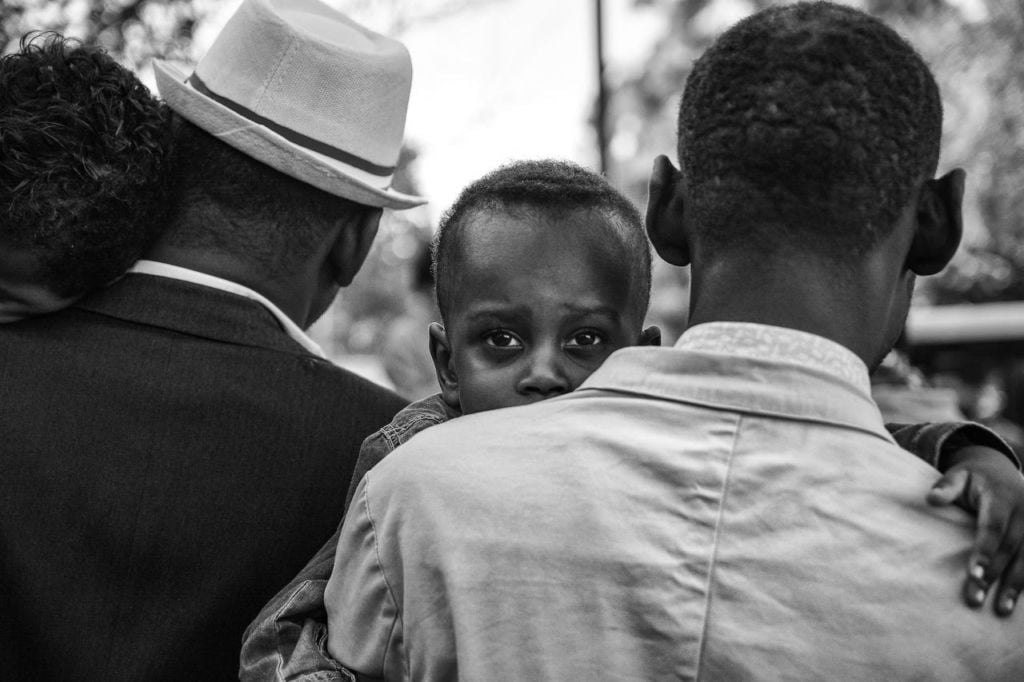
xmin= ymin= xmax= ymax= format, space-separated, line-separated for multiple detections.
xmin=0 ymin=32 xmax=170 ymax=321
xmin=240 ymin=160 xmax=1024 ymax=681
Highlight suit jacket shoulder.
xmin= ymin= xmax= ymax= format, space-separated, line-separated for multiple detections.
xmin=0 ymin=274 xmax=407 ymax=681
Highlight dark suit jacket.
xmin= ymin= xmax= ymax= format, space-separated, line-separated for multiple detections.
xmin=0 ymin=273 xmax=406 ymax=681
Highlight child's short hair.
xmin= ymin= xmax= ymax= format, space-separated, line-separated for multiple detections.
xmin=431 ymin=159 xmax=652 ymax=325
xmin=0 ymin=32 xmax=171 ymax=296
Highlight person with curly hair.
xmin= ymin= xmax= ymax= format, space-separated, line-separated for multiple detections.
xmin=0 ymin=0 xmax=422 ymax=678
xmin=0 ymin=32 xmax=170 ymax=321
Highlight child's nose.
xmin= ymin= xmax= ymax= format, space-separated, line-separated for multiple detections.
xmin=516 ymin=349 xmax=571 ymax=398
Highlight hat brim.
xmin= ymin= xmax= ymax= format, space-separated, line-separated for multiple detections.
xmin=154 ymin=61 xmax=426 ymax=210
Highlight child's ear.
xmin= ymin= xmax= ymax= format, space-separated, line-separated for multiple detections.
xmin=428 ymin=322 xmax=461 ymax=410
xmin=638 ymin=325 xmax=662 ymax=347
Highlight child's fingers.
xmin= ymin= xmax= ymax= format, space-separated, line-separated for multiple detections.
xmin=991 ymin=513 xmax=1024 ymax=617
xmin=964 ymin=495 xmax=1012 ymax=608
xmin=926 ymin=469 xmax=969 ymax=506
xmin=995 ymin=551 xmax=1024 ymax=617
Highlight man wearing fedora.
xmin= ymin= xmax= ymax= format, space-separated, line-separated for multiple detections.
xmin=0 ymin=0 xmax=420 ymax=679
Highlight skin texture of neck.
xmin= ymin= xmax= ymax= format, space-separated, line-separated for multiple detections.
xmin=686 ymin=239 xmax=913 ymax=372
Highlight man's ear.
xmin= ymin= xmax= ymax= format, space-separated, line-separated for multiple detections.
xmin=646 ymin=155 xmax=691 ymax=267
xmin=330 ymin=207 xmax=383 ymax=286
xmin=428 ymin=322 xmax=461 ymax=410
xmin=638 ymin=325 xmax=662 ymax=347
xmin=907 ymin=169 xmax=965 ymax=276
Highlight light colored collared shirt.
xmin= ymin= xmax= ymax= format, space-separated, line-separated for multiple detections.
xmin=325 ymin=322 xmax=1024 ymax=681
xmin=127 ymin=260 xmax=325 ymax=358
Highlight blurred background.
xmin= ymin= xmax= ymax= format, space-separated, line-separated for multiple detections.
xmin=4 ymin=0 xmax=1024 ymax=444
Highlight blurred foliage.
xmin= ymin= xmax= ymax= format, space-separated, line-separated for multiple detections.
xmin=6 ymin=0 xmax=1024 ymax=368
xmin=1 ymin=0 xmax=198 ymax=68
xmin=608 ymin=0 xmax=1024 ymax=306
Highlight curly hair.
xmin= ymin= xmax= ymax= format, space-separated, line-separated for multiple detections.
xmin=431 ymin=159 xmax=651 ymax=325
xmin=677 ymin=1 xmax=943 ymax=260
xmin=0 ymin=32 xmax=171 ymax=297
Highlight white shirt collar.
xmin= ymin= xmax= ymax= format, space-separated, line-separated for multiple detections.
xmin=127 ymin=260 xmax=327 ymax=359
xmin=676 ymin=321 xmax=871 ymax=396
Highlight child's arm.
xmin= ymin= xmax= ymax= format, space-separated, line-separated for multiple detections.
xmin=888 ymin=421 xmax=1024 ymax=617
xmin=887 ymin=421 xmax=1019 ymax=471
xmin=240 ymin=394 xmax=455 ymax=681
xmin=344 ymin=393 xmax=458 ymax=511
xmin=927 ymin=445 xmax=1024 ymax=617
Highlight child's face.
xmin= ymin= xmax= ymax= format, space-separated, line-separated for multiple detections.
xmin=0 ymin=245 xmax=79 ymax=322
xmin=431 ymin=207 xmax=648 ymax=414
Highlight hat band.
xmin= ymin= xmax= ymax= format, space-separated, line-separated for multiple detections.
xmin=186 ymin=73 xmax=396 ymax=178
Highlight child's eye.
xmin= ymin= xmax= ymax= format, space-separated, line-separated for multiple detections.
xmin=565 ymin=330 xmax=605 ymax=348
xmin=482 ymin=330 xmax=522 ymax=348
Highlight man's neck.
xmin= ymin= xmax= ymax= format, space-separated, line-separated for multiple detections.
xmin=686 ymin=258 xmax=899 ymax=372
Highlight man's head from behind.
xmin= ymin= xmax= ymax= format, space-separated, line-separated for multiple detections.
xmin=429 ymin=160 xmax=655 ymax=414
xmin=647 ymin=1 xmax=963 ymax=367
xmin=152 ymin=0 xmax=424 ymax=327
xmin=160 ymin=113 xmax=380 ymax=308
xmin=0 ymin=33 xmax=170 ymax=321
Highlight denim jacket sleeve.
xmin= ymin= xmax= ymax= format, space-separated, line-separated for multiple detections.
xmin=344 ymin=393 xmax=457 ymax=511
xmin=239 ymin=393 xmax=455 ymax=682
xmin=886 ymin=421 xmax=1020 ymax=472
xmin=239 ymin=520 xmax=355 ymax=681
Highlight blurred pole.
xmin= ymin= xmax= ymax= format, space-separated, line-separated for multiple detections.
xmin=595 ymin=0 xmax=609 ymax=175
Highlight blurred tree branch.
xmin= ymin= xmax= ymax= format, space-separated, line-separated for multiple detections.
xmin=2 ymin=1 xmax=197 ymax=68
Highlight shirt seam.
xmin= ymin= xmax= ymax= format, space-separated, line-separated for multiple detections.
xmin=102 ymin=446 xmax=157 ymax=673
xmin=362 ymin=474 xmax=404 ymax=677
xmin=695 ymin=411 xmax=743 ymax=680
xmin=381 ymin=413 xmax=449 ymax=448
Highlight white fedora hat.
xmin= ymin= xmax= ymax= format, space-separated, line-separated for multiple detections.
xmin=154 ymin=0 xmax=425 ymax=209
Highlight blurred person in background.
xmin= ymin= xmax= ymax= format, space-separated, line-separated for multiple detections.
xmin=935 ymin=366 xmax=1024 ymax=454
xmin=872 ymin=348 xmax=968 ymax=423
xmin=380 ymin=241 xmax=443 ymax=400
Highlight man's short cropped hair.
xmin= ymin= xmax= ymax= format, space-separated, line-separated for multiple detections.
xmin=432 ymin=159 xmax=652 ymax=326
xmin=161 ymin=113 xmax=371 ymax=278
xmin=0 ymin=33 xmax=170 ymax=295
xmin=677 ymin=1 xmax=943 ymax=260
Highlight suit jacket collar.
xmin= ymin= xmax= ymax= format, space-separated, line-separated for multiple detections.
xmin=76 ymin=273 xmax=318 ymax=358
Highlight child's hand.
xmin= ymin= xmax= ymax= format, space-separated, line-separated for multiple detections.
xmin=927 ymin=445 xmax=1024 ymax=616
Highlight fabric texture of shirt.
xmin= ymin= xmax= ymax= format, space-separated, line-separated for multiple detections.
xmin=324 ymin=322 xmax=1024 ymax=681
xmin=240 ymin=395 xmax=1014 ymax=682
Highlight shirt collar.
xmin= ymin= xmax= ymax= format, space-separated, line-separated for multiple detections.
xmin=676 ymin=322 xmax=872 ymax=396
xmin=577 ymin=320 xmax=889 ymax=443
xmin=127 ymin=260 xmax=326 ymax=359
